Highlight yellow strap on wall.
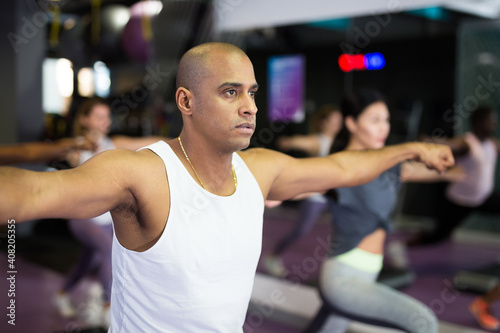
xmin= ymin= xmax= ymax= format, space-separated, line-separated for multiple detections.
xmin=141 ymin=0 xmax=153 ymax=42
xmin=49 ymin=4 xmax=61 ymax=48
xmin=91 ymin=0 xmax=101 ymax=45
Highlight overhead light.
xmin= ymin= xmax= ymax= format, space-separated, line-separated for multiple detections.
xmin=64 ymin=17 xmax=76 ymax=30
xmin=56 ymin=58 xmax=74 ymax=97
xmin=406 ymin=7 xmax=449 ymax=21
xmin=42 ymin=58 xmax=74 ymax=114
xmin=78 ymin=68 xmax=94 ymax=97
xmin=94 ymin=61 xmax=111 ymax=98
xmin=308 ymin=18 xmax=350 ymax=30
xmin=130 ymin=0 xmax=163 ymax=17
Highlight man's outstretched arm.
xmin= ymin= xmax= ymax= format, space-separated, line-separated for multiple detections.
xmin=0 ymin=149 xmax=136 ymax=222
xmin=243 ymin=142 xmax=454 ymax=201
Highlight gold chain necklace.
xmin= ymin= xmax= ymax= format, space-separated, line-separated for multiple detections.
xmin=177 ymin=136 xmax=237 ymax=192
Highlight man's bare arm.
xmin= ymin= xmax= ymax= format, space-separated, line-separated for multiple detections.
xmin=243 ymin=142 xmax=454 ymax=201
xmin=0 ymin=149 xmax=136 ymax=222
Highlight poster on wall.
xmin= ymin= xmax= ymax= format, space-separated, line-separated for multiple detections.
xmin=267 ymin=54 xmax=305 ymax=122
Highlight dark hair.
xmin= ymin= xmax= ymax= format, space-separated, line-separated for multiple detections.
xmin=73 ymin=97 xmax=109 ymax=136
xmin=326 ymin=89 xmax=386 ymax=202
xmin=470 ymin=105 xmax=494 ymax=127
xmin=309 ymin=104 xmax=340 ymax=133
xmin=329 ymin=89 xmax=387 ymax=153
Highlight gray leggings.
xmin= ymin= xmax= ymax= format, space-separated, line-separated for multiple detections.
xmin=318 ymin=257 xmax=438 ymax=333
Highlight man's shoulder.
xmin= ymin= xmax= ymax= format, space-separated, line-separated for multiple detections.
xmin=96 ymin=147 xmax=157 ymax=161
xmin=237 ymin=147 xmax=278 ymax=165
xmin=238 ymin=147 xmax=283 ymax=159
xmin=237 ymin=147 xmax=292 ymax=179
xmin=83 ymin=148 xmax=164 ymax=177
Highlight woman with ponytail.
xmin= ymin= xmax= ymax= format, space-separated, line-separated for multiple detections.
xmin=308 ymin=89 xmax=463 ymax=333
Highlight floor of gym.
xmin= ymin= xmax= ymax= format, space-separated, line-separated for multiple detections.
xmin=0 ymin=204 xmax=499 ymax=333
xmin=247 ymin=205 xmax=500 ymax=332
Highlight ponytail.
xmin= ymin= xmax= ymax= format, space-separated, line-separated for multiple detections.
xmin=329 ymin=125 xmax=350 ymax=153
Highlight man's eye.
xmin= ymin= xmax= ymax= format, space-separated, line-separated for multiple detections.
xmin=226 ymin=90 xmax=237 ymax=96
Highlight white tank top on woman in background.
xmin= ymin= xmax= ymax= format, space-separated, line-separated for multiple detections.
xmin=79 ymin=136 xmax=116 ymax=164
xmin=110 ymin=141 xmax=265 ymax=333
xmin=77 ymin=136 xmax=116 ymax=226
xmin=317 ymin=133 xmax=333 ymax=157
xmin=446 ymin=132 xmax=497 ymax=207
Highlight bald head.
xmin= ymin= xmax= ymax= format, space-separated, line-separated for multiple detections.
xmin=176 ymin=42 xmax=247 ymax=93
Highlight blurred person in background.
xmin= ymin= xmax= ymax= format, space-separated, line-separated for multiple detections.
xmin=264 ymin=105 xmax=343 ymax=276
xmin=306 ymin=89 xmax=463 ymax=333
xmin=54 ymin=97 xmax=168 ymax=327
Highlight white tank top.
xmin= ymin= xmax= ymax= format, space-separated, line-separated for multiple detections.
xmin=446 ymin=132 xmax=497 ymax=207
xmin=110 ymin=141 xmax=264 ymax=332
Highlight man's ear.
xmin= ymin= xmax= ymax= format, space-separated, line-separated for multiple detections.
xmin=176 ymin=87 xmax=193 ymax=116
xmin=345 ymin=116 xmax=357 ymax=133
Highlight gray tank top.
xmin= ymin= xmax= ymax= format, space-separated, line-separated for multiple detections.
xmin=329 ymin=165 xmax=401 ymax=256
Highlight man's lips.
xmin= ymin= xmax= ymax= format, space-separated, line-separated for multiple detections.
xmin=236 ymin=123 xmax=255 ymax=132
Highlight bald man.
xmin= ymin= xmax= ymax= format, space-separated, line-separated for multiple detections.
xmin=0 ymin=42 xmax=454 ymax=332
